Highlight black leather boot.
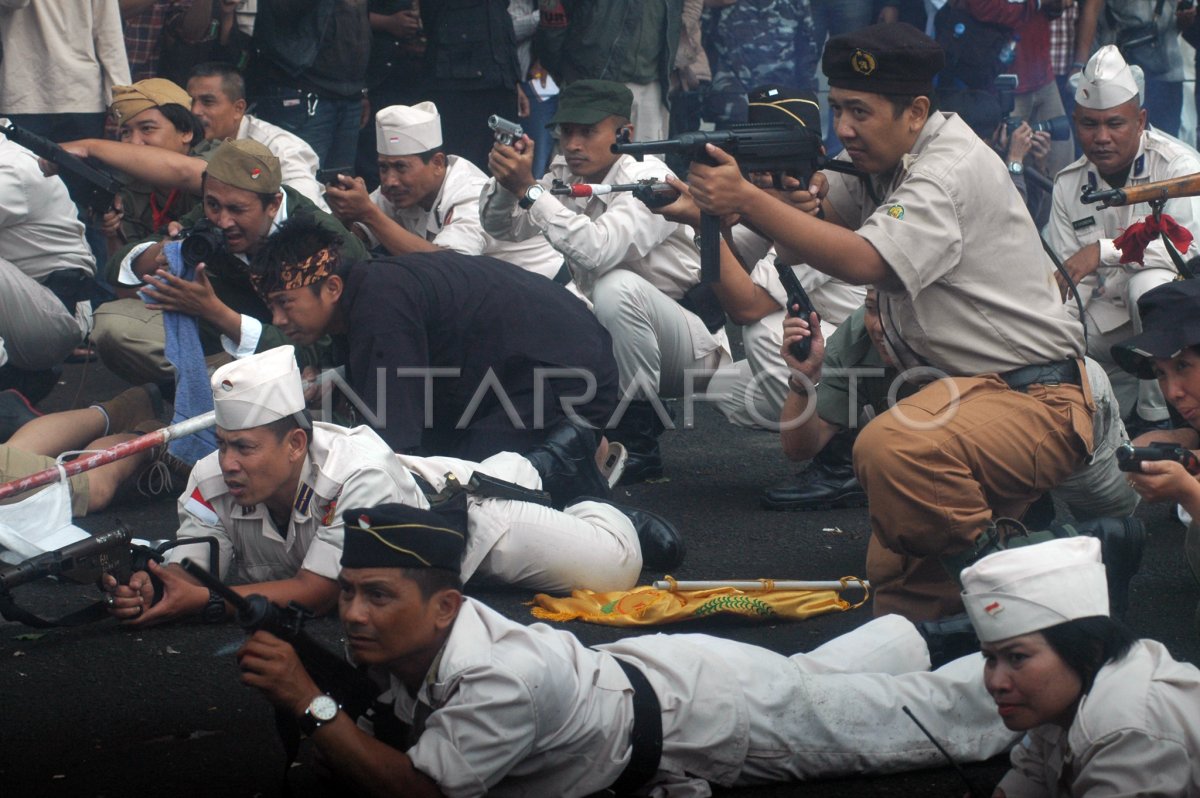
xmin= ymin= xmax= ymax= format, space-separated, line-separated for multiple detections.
xmin=607 ymin=400 xmax=667 ymax=485
xmin=941 ymin=517 xmax=1146 ymax=618
xmin=915 ymin=612 xmax=980 ymax=669
xmin=523 ymin=418 xmax=611 ymax=510
xmin=762 ymin=428 xmax=865 ymax=511
xmin=573 ymin=496 xmax=685 ymax=571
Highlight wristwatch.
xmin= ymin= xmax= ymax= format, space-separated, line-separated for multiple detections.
xmin=299 ymin=694 xmax=341 ymax=736
xmin=518 ymin=183 xmax=545 ymax=209
xmin=200 ymin=589 xmax=226 ymax=624
xmin=1008 ymin=161 xmax=1025 ymax=175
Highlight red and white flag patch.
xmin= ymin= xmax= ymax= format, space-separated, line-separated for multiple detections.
xmin=185 ymin=487 xmax=220 ymax=525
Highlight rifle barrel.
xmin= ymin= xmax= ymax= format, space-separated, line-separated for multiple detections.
xmin=0 ymin=526 xmax=133 ymax=592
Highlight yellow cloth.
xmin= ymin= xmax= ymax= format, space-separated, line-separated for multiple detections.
xmin=530 ymin=577 xmax=868 ymax=627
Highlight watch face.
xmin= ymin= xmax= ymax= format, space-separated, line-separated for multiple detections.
xmin=309 ymin=694 xmax=339 ymax=722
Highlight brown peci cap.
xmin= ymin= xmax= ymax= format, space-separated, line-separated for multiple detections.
xmin=205 ymin=138 xmax=282 ymax=194
xmin=110 ymin=78 xmax=194 ymax=127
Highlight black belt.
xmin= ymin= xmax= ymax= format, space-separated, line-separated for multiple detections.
xmin=998 ymin=358 xmax=1081 ymax=393
xmin=609 ymin=657 xmax=664 ymax=796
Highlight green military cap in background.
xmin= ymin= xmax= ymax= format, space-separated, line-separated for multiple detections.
xmin=548 ymin=79 xmax=634 ymax=128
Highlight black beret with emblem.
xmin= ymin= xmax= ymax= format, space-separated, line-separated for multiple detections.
xmin=341 ymin=495 xmax=468 ymax=572
xmin=822 ymin=22 xmax=945 ymax=97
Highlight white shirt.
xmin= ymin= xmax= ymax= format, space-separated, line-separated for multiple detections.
xmin=168 ymin=423 xmax=412 ymax=583
xmin=366 ymin=155 xmax=564 ymax=281
xmin=238 ymin=113 xmax=329 ymax=212
xmin=1046 ymin=128 xmax=1200 ymax=332
xmin=479 ymin=153 xmax=726 ymax=359
xmin=0 ymin=0 xmax=129 ymax=114
xmin=380 ymin=598 xmax=747 ymax=798
xmin=0 ymin=130 xmax=95 ymax=281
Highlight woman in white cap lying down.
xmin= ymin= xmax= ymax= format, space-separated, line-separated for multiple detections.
xmin=960 ymin=536 xmax=1200 ymax=796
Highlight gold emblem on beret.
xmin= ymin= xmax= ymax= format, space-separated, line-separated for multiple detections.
xmin=851 ymin=49 xmax=877 ymax=76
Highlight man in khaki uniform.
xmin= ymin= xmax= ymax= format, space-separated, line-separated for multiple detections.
xmin=101 ymin=79 xmax=209 ymax=253
xmin=687 ymin=23 xmax=1092 ymax=621
xmin=323 ymin=101 xmax=564 ymax=283
xmin=481 ymin=80 xmax=730 ymax=484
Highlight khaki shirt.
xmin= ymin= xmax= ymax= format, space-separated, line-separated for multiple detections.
xmin=480 ymin=153 xmax=726 ymax=359
xmin=168 ymin=423 xmax=413 ymax=584
xmin=998 ymin=640 xmax=1200 ymax=797
xmin=238 ymin=113 xmax=329 ymax=212
xmin=367 ymin=155 xmax=564 ymax=281
xmin=826 ymin=112 xmax=1084 ymax=375
xmin=1045 ymin=129 xmax=1200 ymax=332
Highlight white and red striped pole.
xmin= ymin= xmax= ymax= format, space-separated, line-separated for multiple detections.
xmin=0 ymin=411 xmax=215 ymax=502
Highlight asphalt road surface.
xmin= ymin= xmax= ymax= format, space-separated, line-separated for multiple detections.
xmin=2 ymin=359 xmax=1197 ymax=798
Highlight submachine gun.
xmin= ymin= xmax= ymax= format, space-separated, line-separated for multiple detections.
xmin=613 ymin=123 xmax=864 ymax=283
xmin=0 ymin=122 xmax=123 ymax=216
xmin=181 ymin=557 xmax=380 ymax=776
xmin=0 ymin=526 xmax=218 ymax=628
xmin=181 ymin=558 xmax=378 ymax=721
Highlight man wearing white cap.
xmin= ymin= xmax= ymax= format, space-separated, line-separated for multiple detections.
xmin=962 ymin=537 xmax=1200 ymax=795
xmin=102 ymin=345 xmax=407 ymax=625
xmin=102 ymin=345 xmax=683 ymax=625
xmin=322 ymin=102 xmax=564 ymax=284
xmin=1046 ymin=44 xmax=1200 ymax=434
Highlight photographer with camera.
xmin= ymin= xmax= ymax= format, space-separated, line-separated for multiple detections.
xmin=94 ymin=140 xmax=364 ymax=386
xmin=1046 ymin=45 xmax=1200 ymax=438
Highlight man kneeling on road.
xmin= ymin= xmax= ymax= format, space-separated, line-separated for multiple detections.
xmin=236 ymin=499 xmax=1016 ymax=797
xmin=103 ymin=346 xmax=683 ymax=624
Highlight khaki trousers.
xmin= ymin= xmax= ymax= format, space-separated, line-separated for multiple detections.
xmin=92 ymin=298 xmax=232 ymax=385
xmin=854 ymin=371 xmax=1094 ymax=621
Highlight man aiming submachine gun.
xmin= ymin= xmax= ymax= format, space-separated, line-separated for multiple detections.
xmin=611 ymin=122 xmax=865 ymax=283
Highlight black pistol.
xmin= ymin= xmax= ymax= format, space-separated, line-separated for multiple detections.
xmin=774 ymin=260 xmax=818 ymax=361
xmin=1115 ymin=442 xmax=1200 ymax=474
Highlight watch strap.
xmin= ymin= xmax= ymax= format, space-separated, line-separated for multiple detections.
xmin=200 ymin=589 xmax=225 ymax=624
xmin=518 ymin=184 xmax=543 ymax=209
xmin=299 ymin=695 xmax=340 ymax=736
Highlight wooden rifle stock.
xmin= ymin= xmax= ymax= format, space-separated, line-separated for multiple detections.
xmin=1082 ymin=171 xmax=1200 ymax=208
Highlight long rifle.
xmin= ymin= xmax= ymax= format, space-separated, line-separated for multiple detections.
xmin=1080 ymin=172 xmax=1200 ymax=208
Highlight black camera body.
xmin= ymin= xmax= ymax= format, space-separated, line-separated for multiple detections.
xmin=180 ymin=218 xmax=227 ymax=270
xmin=1004 ymin=114 xmax=1072 ymax=141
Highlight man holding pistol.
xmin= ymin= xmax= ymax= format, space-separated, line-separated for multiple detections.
xmin=481 ymin=79 xmax=729 ymax=484
xmin=686 ymin=23 xmax=1102 ymax=620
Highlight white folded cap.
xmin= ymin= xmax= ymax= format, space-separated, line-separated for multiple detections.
xmin=1074 ymin=45 xmax=1141 ymax=110
xmin=961 ymin=537 xmax=1109 ymax=643
xmin=376 ymin=102 xmax=443 ymax=156
xmin=211 ymin=345 xmax=305 ymax=430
